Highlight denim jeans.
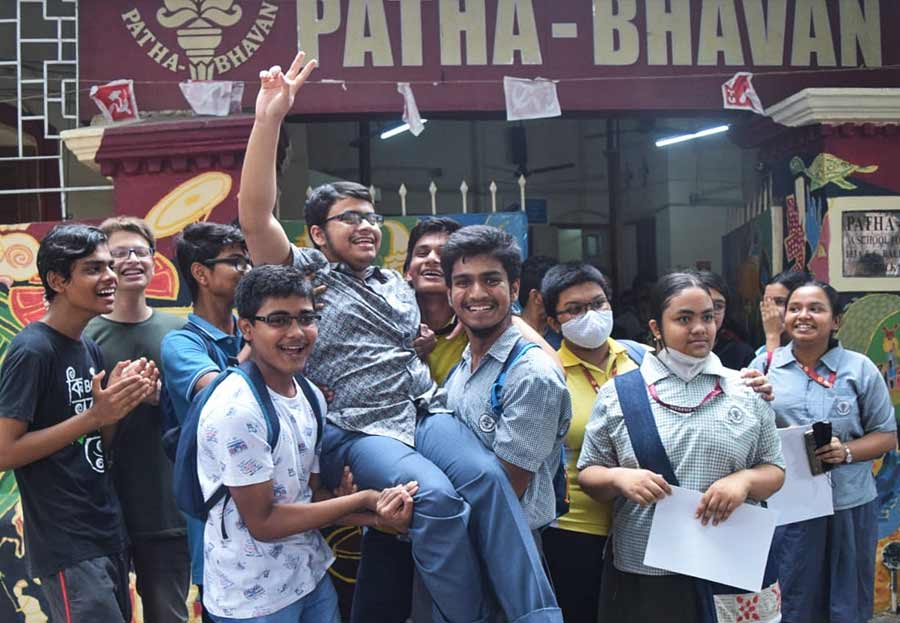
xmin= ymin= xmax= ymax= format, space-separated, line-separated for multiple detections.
xmin=208 ymin=575 xmax=340 ymax=623
xmin=320 ymin=412 xmax=561 ymax=623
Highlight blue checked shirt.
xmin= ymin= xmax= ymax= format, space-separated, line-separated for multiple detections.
xmin=578 ymin=352 xmax=784 ymax=575
xmin=751 ymin=343 xmax=896 ymax=511
xmin=445 ymin=324 xmax=572 ymax=529
xmin=289 ymin=246 xmax=447 ymax=447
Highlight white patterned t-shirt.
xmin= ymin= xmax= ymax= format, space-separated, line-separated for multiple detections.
xmin=197 ymin=373 xmax=334 ymax=619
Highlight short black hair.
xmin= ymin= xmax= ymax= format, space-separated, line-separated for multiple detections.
xmin=403 ymin=217 xmax=461 ymax=273
xmin=440 ymin=225 xmax=522 ymax=287
xmin=304 ymin=182 xmax=373 ymax=245
xmin=235 ymin=265 xmax=315 ymax=320
xmin=541 ymin=262 xmax=612 ymax=319
xmin=38 ymin=224 xmax=108 ymax=302
xmin=175 ymin=222 xmax=246 ymax=302
xmin=518 ymin=255 xmax=557 ymax=307
xmin=768 ymin=270 xmax=809 ymax=291
xmin=649 ymin=271 xmax=710 ymax=342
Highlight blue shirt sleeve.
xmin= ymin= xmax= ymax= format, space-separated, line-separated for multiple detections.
xmin=161 ymin=331 xmax=220 ymax=404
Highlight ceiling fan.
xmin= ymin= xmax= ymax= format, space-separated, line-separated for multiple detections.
xmin=487 ymin=124 xmax=576 ymax=179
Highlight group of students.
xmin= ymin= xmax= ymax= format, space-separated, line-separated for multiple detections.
xmin=0 ymin=51 xmax=895 ymax=623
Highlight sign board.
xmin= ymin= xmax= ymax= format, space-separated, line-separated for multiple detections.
xmin=842 ymin=210 xmax=900 ymax=278
xmin=80 ymin=0 xmax=900 ymax=116
xmin=828 ymin=196 xmax=900 ymax=292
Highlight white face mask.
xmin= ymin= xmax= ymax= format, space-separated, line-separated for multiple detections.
xmin=655 ymin=346 xmax=710 ymax=382
xmin=561 ymin=309 xmax=613 ymax=350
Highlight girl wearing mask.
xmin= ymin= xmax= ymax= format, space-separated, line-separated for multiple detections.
xmin=542 ymin=266 xmax=774 ymax=623
xmin=751 ymin=280 xmax=896 ymax=623
xmin=577 ymin=271 xmax=785 ymax=623
xmin=540 ymin=263 xmax=647 ymax=623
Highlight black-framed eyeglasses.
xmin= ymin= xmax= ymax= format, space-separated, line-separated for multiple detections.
xmin=253 ymin=312 xmax=320 ymax=329
xmin=712 ymin=300 xmax=727 ymax=314
xmin=324 ymin=211 xmax=384 ymax=226
xmin=202 ymin=256 xmax=253 ymax=272
xmin=110 ymin=246 xmax=154 ymax=259
xmin=557 ymin=296 xmax=611 ymax=318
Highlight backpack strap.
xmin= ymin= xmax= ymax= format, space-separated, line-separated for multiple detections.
xmin=617 ymin=339 xmax=647 ymax=366
xmin=183 ymin=319 xmax=240 ymax=368
xmin=206 ymin=361 xmax=283 ymax=540
xmin=614 ymin=369 xmax=677 ymax=485
xmin=613 ymin=368 xmax=718 ymax=623
xmin=295 ymin=374 xmax=324 ymax=453
xmin=490 ymin=338 xmax=540 ymax=416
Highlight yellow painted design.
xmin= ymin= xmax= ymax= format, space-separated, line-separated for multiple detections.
xmin=381 ymin=220 xmax=410 ymax=272
xmin=0 ymin=233 xmax=40 ymax=285
xmin=143 ymin=172 xmax=232 ymax=239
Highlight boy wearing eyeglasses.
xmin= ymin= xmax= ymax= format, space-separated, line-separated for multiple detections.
xmin=160 ymin=221 xmax=252 ymax=618
xmin=196 ymin=265 xmax=415 ymax=623
xmin=84 ymin=217 xmax=189 ymax=623
xmin=238 ymin=52 xmax=563 ymax=622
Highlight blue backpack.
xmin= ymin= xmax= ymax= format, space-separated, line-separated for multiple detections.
xmin=160 ymin=321 xmax=235 ymax=462
xmin=172 ymin=360 xmax=323 ymax=537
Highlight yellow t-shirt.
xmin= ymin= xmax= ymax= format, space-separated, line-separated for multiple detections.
xmin=427 ymin=320 xmax=469 ymax=386
xmin=557 ymin=338 xmax=640 ymax=536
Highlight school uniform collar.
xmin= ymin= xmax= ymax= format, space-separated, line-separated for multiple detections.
xmin=772 ymin=342 xmax=845 ymax=371
xmin=559 ymin=338 xmax=626 ymax=373
xmin=460 ymin=323 xmax=521 ymax=370
xmin=640 ymin=350 xmax=729 ymax=385
xmin=187 ymin=312 xmax=239 ymax=341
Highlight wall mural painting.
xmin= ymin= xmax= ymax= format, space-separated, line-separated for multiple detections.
xmin=721 ymin=206 xmax=779 ymax=346
xmin=838 ymin=294 xmax=900 ymax=614
xmin=0 ymin=170 xmax=528 ymax=622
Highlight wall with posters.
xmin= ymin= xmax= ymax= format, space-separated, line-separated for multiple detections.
xmin=766 ymin=123 xmax=900 ymax=614
xmin=0 ymin=201 xmax=526 ymax=622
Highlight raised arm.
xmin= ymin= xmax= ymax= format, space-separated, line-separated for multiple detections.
xmin=239 ymin=51 xmax=317 ymax=266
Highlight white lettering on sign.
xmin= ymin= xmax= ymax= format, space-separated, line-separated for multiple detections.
xmin=121 ymin=1 xmax=886 ymax=75
xmin=493 ymin=0 xmax=542 ymax=65
xmin=439 ymin=0 xmax=488 ymax=66
xmin=646 ymin=0 xmax=692 ymax=66
xmin=592 ymin=0 xmax=639 ymax=66
xmin=344 ymin=0 xmax=395 ymax=67
xmin=697 ymin=0 xmax=745 ymax=66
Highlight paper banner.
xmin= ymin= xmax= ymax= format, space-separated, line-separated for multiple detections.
xmin=179 ymin=80 xmax=245 ymax=117
xmin=722 ymin=72 xmax=765 ymax=115
xmin=89 ymin=79 xmax=139 ymax=123
xmin=503 ymin=77 xmax=561 ymax=121
xmin=397 ymin=82 xmax=425 ymax=136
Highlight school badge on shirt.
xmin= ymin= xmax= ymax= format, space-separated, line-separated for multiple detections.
xmin=478 ymin=413 xmax=496 ymax=433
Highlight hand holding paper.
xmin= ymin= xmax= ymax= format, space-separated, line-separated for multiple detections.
xmin=695 ymin=471 xmax=751 ymax=526
xmin=644 ymin=485 xmax=777 ymax=592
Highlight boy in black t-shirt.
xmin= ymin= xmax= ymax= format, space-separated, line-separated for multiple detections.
xmin=0 ymin=224 xmax=157 ymax=623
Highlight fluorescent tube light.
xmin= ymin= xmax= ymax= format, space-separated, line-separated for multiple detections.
xmin=655 ymin=124 xmax=730 ymax=148
xmin=380 ymin=120 xmax=428 ymax=140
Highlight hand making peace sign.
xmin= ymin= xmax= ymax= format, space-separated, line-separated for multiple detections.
xmin=255 ymin=51 xmax=318 ymax=124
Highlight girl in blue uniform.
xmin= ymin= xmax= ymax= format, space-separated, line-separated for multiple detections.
xmin=751 ymin=279 xmax=896 ymax=623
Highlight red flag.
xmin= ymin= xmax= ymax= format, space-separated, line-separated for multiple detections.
xmin=90 ymin=79 xmax=139 ymax=122
xmin=722 ymin=72 xmax=765 ymax=115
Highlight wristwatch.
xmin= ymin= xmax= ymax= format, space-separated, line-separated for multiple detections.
xmin=843 ymin=444 xmax=853 ymax=464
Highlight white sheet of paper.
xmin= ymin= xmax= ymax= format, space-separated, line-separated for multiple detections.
xmin=644 ymin=485 xmax=777 ymax=592
xmin=766 ymin=426 xmax=834 ymax=526
xmin=503 ymin=76 xmax=561 ymax=121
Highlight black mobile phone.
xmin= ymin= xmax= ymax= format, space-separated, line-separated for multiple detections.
xmin=812 ymin=421 xmax=832 ymax=448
